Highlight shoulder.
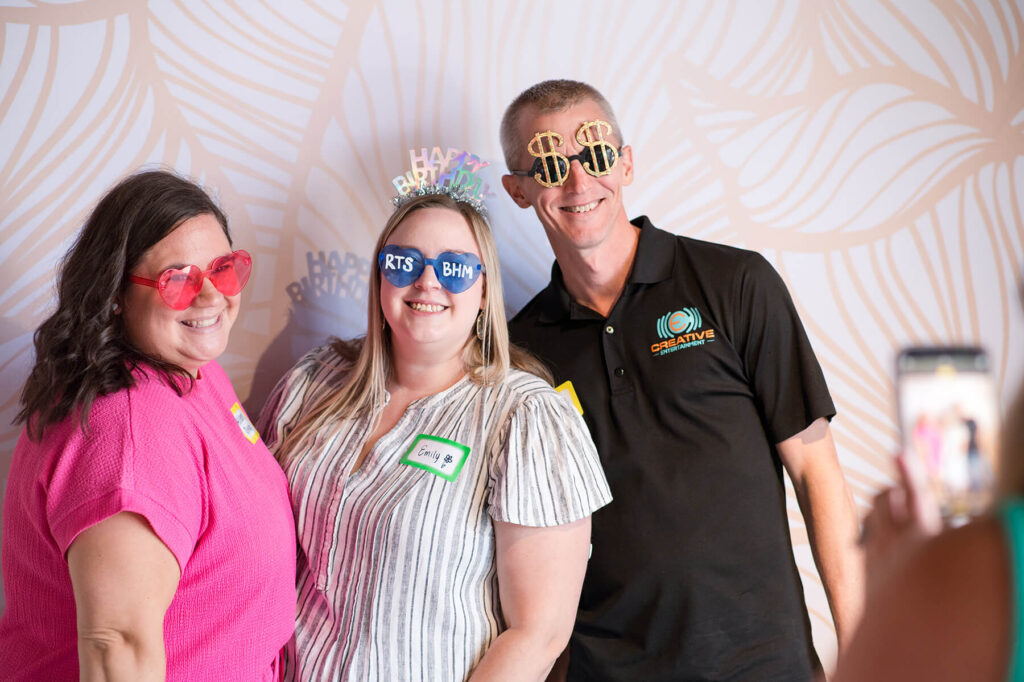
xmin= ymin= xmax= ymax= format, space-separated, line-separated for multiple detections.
xmin=258 ymin=343 xmax=354 ymax=430
xmin=494 ymin=369 xmax=581 ymax=425
xmin=283 ymin=343 xmax=354 ymax=391
xmin=499 ymin=368 xmax=559 ymax=400
xmin=634 ymin=220 xmax=779 ymax=297
xmin=86 ymin=369 xmax=188 ymax=427
xmin=669 ymin=233 xmax=773 ymax=278
xmin=510 ymin=281 xmax=558 ymax=328
xmin=666 ymin=235 xmax=794 ymax=322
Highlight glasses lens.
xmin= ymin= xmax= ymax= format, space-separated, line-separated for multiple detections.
xmin=435 ymin=252 xmax=483 ymax=294
xmin=158 ymin=266 xmax=203 ymax=310
xmin=582 ymin=145 xmax=618 ymax=176
xmin=379 ymin=245 xmax=424 ymax=288
xmin=208 ymin=250 xmax=252 ymax=296
xmin=531 ymin=155 xmax=570 ymax=187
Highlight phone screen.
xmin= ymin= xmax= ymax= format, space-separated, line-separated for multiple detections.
xmin=897 ymin=347 xmax=1000 ymax=522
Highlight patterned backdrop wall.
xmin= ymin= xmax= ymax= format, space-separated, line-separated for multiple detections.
xmin=2 ymin=0 xmax=1024 ymax=668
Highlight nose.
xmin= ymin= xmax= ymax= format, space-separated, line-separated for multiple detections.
xmin=563 ymin=156 xmax=592 ymax=193
xmin=414 ymin=262 xmax=442 ymax=290
xmin=192 ymin=275 xmax=223 ymax=305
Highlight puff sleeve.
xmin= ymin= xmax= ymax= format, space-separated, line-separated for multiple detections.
xmin=487 ymin=388 xmax=612 ymax=527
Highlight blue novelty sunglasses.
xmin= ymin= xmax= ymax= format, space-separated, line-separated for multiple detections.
xmin=378 ymin=244 xmax=485 ymax=294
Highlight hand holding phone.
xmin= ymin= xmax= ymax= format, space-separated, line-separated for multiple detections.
xmin=896 ymin=347 xmax=1000 ymax=523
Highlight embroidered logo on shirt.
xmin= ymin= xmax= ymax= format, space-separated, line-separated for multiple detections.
xmin=230 ymin=402 xmax=259 ymax=444
xmin=555 ymin=380 xmax=584 ymax=416
xmin=650 ymin=307 xmax=716 ymax=356
xmin=400 ymin=434 xmax=470 ymax=481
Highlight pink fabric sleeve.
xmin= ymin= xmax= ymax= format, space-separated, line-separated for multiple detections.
xmin=45 ymin=380 xmax=206 ymax=571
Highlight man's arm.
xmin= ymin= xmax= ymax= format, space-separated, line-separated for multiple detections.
xmin=776 ymin=418 xmax=864 ymax=662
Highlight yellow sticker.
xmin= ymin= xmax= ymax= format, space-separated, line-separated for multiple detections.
xmin=230 ymin=402 xmax=259 ymax=444
xmin=555 ymin=380 xmax=584 ymax=416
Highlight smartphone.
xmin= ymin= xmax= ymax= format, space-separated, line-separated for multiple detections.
xmin=896 ymin=347 xmax=1001 ymax=523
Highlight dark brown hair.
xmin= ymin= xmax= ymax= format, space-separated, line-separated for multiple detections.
xmin=16 ymin=170 xmax=231 ymax=439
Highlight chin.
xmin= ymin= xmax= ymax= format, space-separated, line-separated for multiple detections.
xmin=183 ymin=346 xmax=228 ymax=369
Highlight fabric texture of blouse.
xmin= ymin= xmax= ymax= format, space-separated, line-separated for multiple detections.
xmin=258 ymin=345 xmax=612 ymax=681
xmin=0 ymin=362 xmax=296 ymax=681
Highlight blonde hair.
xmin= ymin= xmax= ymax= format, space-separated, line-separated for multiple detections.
xmin=276 ymin=193 xmax=551 ymax=463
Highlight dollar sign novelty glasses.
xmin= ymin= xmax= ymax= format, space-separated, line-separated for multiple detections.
xmin=378 ymin=244 xmax=485 ymax=294
xmin=128 ymin=250 xmax=252 ymax=310
xmin=510 ymin=120 xmax=621 ymax=188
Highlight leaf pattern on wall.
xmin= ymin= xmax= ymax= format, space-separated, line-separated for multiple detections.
xmin=2 ymin=0 xmax=1023 ymax=666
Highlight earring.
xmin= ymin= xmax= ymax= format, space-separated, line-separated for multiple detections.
xmin=112 ymin=302 xmax=120 ymax=314
xmin=475 ymin=310 xmax=485 ymax=340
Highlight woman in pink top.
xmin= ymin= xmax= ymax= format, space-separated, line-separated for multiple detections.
xmin=0 ymin=171 xmax=296 ymax=681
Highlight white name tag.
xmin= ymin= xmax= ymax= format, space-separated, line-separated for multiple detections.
xmin=400 ymin=434 xmax=470 ymax=482
xmin=230 ymin=402 xmax=259 ymax=444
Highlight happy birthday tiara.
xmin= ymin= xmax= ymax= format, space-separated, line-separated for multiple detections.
xmin=391 ymin=147 xmax=494 ymax=216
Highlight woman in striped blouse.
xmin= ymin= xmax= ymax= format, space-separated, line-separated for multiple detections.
xmin=259 ymin=192 xmax=612 ymax=681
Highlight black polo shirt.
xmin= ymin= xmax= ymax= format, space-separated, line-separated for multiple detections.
xmin=509 ymin=216 xmax=835 ymax=682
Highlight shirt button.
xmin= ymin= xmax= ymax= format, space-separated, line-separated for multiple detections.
xmin=605 ymin=325 xmax=615 ymax=334
xmin=614 ymin=367 xmax=625 ymax=377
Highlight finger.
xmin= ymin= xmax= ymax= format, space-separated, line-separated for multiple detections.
xmin=896 ymin=453 xmax=942 ymax=533
xmin=859 ymin=489 xmax=894 ymax=547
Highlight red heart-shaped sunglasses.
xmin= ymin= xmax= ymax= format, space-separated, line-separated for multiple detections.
xmin=128 ymin=250 xmax=252 ymax=310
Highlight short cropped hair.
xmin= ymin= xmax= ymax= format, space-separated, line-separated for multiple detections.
xmin=499 ymin=79 xmax=623 ymax=169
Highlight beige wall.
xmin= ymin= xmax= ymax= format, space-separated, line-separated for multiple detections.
xmin=2 ymin=0 xmax=1023 ymax=667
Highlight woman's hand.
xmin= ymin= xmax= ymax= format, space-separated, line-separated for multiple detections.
xmin=860 ymin=455 xmax=942 ymax=595
xmin=468 ymin=517 xmax=590 ymax=682
xmin=67 ymin=512 xmax=180 ymax=682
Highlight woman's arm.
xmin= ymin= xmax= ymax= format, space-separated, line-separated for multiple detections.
xmin=67 ymin=512 xmax=181 ymax=682
xmin=468 ymin=517 xmax=590 ymax=682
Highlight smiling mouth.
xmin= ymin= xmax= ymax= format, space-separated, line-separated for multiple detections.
xmin=562 ymin=199 xmax=601 ymax=214
xmin=408 ymin=302 xmax=447 ymax=313
xmin=182 ymin=315 xmax=220 ymax=329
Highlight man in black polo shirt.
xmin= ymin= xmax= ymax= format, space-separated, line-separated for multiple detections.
xmin=499 ymin=79 xmax=863 ymax=681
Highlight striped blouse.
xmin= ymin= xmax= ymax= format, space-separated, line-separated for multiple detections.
xmin=258 ymin=345 xmax=612 ymax=681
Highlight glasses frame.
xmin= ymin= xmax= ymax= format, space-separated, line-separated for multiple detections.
xmin=377 ymin=244 xmax=486 ymax=294
xmin=128 ymin=249 xmax=252 ymax=310
xmin=510 ymin=144 xmax=622 ymax=188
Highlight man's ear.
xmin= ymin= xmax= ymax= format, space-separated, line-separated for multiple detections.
xmin=619 ymin=145 xmax=635 ymax=187
xmin=501 ymin=174 xmax=533 ymax=209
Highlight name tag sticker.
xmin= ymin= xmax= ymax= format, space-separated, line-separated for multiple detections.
xmin=230 ymin=402 xmax=259 ymax=444
xmin=400 ymin=434 xmax=470 ymax=482
xmin=555 ymin=380 xmax=584 ymax=416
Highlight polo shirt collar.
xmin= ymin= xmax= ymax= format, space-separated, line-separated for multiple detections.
xmin=536 ymin=265 xmax=575 ymax=323
xmin=535 ymin=215 xmax=675 ymax=323
xmin=628 ymin=215 xmax=676 ymax=285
